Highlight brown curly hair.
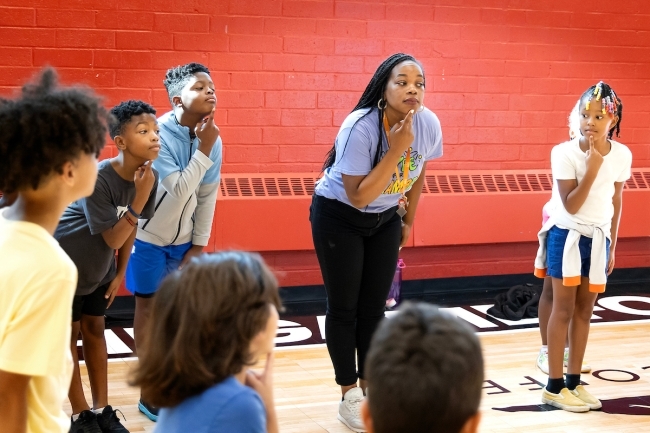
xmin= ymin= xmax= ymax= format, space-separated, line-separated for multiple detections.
xmin=130 ymin=251 xmax=282 ymax=408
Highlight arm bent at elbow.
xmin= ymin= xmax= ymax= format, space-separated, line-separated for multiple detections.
xmin=100 ymin=216 xmax=137 ymax=250
xmin=160 ymin=152 xmax=214 ymax=200
xmin=557 ymin=173 xmax=597 ymax=215
xmin=341 ymin=147 xmax=405 ymax=209
xmin=192 ymin=182 xmax=219 ymax=247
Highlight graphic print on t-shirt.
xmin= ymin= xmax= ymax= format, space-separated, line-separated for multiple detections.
xmin=116 ymin=205 xmax=129 ymax=219
xmin=382 ymin=147 xmax=424 ymax=195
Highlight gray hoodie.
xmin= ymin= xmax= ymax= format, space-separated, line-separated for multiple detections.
xmin=136 ymin=111 xmax=222 ymax=247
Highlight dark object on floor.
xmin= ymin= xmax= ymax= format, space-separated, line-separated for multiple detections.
xmin=494 ymin=394 xmax=650 ymax=416
xmin=487 ymin=284 xmax=542 ymax=321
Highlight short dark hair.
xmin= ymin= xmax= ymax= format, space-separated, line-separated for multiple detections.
xmin=163 ymin=62 xmax=210 ymax=106
xmin=365 ymin=303 xmax=484 ymax=433
xmin=130 ymin=251 xmax=283 ymax=408
xmin=108 ymin=100 xmax=156 ymax=139
xmin=0 ymin=68 xmax=108 ymax=194
xmin=579 ymin=81 xmax=623 ymax=138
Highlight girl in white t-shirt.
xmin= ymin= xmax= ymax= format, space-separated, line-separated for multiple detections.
xmin=537 ymin=82 xmax=632 ymax=412
xmin=535 ymin=100 xmax=591 ymax=375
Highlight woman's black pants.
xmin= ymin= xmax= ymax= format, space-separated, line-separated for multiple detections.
xmin=310 ymin=194 xmax=402 ymax=386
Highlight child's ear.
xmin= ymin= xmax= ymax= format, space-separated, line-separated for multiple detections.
xmin=460 ymin=411 xmax=481 ymax=433
xmin=607 ymin=115 xmax=619 ymax=138
xmin=360 ymin=399 xmax=374 ymax=433
xmin=172 ymin=95 xmax=183 ymax=108
xmin=113 ymin=135 xmax=126 ymax=151
xmin=59 ymin=160 xmax=76 ymax=188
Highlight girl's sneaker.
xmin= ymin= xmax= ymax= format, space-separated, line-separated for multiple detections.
xmin=563 ymin=349 xmax=592 ymax=373
xmin=536 ymin=348 xmax=549 ymax=374
xmin=570 ymin=385 xmax=602 ymax=410
xmin=541 ymin=388 xmax=590 ymax=413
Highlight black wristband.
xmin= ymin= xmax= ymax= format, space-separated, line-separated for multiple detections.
xmin=127 ymin=205 xmax=142 ymax=219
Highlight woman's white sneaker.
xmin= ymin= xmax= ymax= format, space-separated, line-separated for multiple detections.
xmin=338 ymin=387 xmax=366 ymax=432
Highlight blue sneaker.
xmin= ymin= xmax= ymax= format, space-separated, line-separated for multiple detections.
xmin=138 ymin=399 xmax=159 ymax=422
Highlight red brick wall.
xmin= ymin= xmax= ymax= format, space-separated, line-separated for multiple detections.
xmin=1 ymin=0 xmax=649 ymax=173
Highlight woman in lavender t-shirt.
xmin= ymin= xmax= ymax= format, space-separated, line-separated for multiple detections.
xmin=310 ymin=53 xmax=443 ymax=431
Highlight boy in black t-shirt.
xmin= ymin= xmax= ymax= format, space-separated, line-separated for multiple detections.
xmin=54 ymin=100 xmax=160 ymax=433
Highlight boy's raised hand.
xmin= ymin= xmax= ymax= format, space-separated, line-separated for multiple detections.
xmin=245 ymin=353 xmax=274 ymax=406
xmin=245 ymin=353 xmax=278 ymax=433
xmin=585 ymin=135 xmax=604 ymax=172
xmin=196 ymin=108 xmax=220 ymax=156
xmin=134 ymin=160 xmax=155 ymax=198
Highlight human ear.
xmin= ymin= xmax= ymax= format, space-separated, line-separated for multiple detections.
xmin=172 ymin=95 xmax=183 ymax=107
xmin=113 ymin=135 xmax=126 ymax=151
xmin=360 ymin=399 xmax=374 ymax=433
xmin=460 ymin=411 xmax=481 ymax=433
xmin=59 ymin=160 xmax=76 ymax=188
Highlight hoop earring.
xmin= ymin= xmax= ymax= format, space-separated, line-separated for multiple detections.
xmin=377 ymin=98 xmax=387 ymax=110
xmin=418 ymin=104 xmax=425 ymax=113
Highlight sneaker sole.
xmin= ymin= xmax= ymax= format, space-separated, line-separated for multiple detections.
xmin=541 ymin=396 xmax=590 ymax=413
xmin=138 ymin=401 xmax=158 ymax=422
xmin=572 ymin=393 xmax=602 ymax=410
xmin=337 ymin=414 xmax=366 ymax=432
xmin=582 ymin=401 xmax=602 ymax=410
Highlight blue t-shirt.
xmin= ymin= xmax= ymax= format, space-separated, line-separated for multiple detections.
xmin=314 ymin=107 xmax=443 ymax=213
xmin=155 ymin=376 xmax=266 ymax=433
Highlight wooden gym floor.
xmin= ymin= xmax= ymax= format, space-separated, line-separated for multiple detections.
xmin=68 ymin=317 xmax=650 ymax=432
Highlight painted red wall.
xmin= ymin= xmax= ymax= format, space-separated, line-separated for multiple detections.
xmin=1 ymin=0 xmax=649 ymax=173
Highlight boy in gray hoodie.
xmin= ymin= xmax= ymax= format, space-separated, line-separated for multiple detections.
xmin=125 ymin=63 xmax=222 ymax=421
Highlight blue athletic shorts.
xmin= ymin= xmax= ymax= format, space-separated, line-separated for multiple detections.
xmin=125 ymin=239 xmax=192 ymax=297
xmin=546 ymin=225 xmax=610 ymax=281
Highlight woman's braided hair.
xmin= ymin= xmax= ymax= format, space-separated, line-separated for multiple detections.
xmin=322 ymin=53 xmax=424 ymax=171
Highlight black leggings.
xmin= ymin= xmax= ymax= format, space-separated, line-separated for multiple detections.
xmin=310 ymin=194 xmax=402 ymax=386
